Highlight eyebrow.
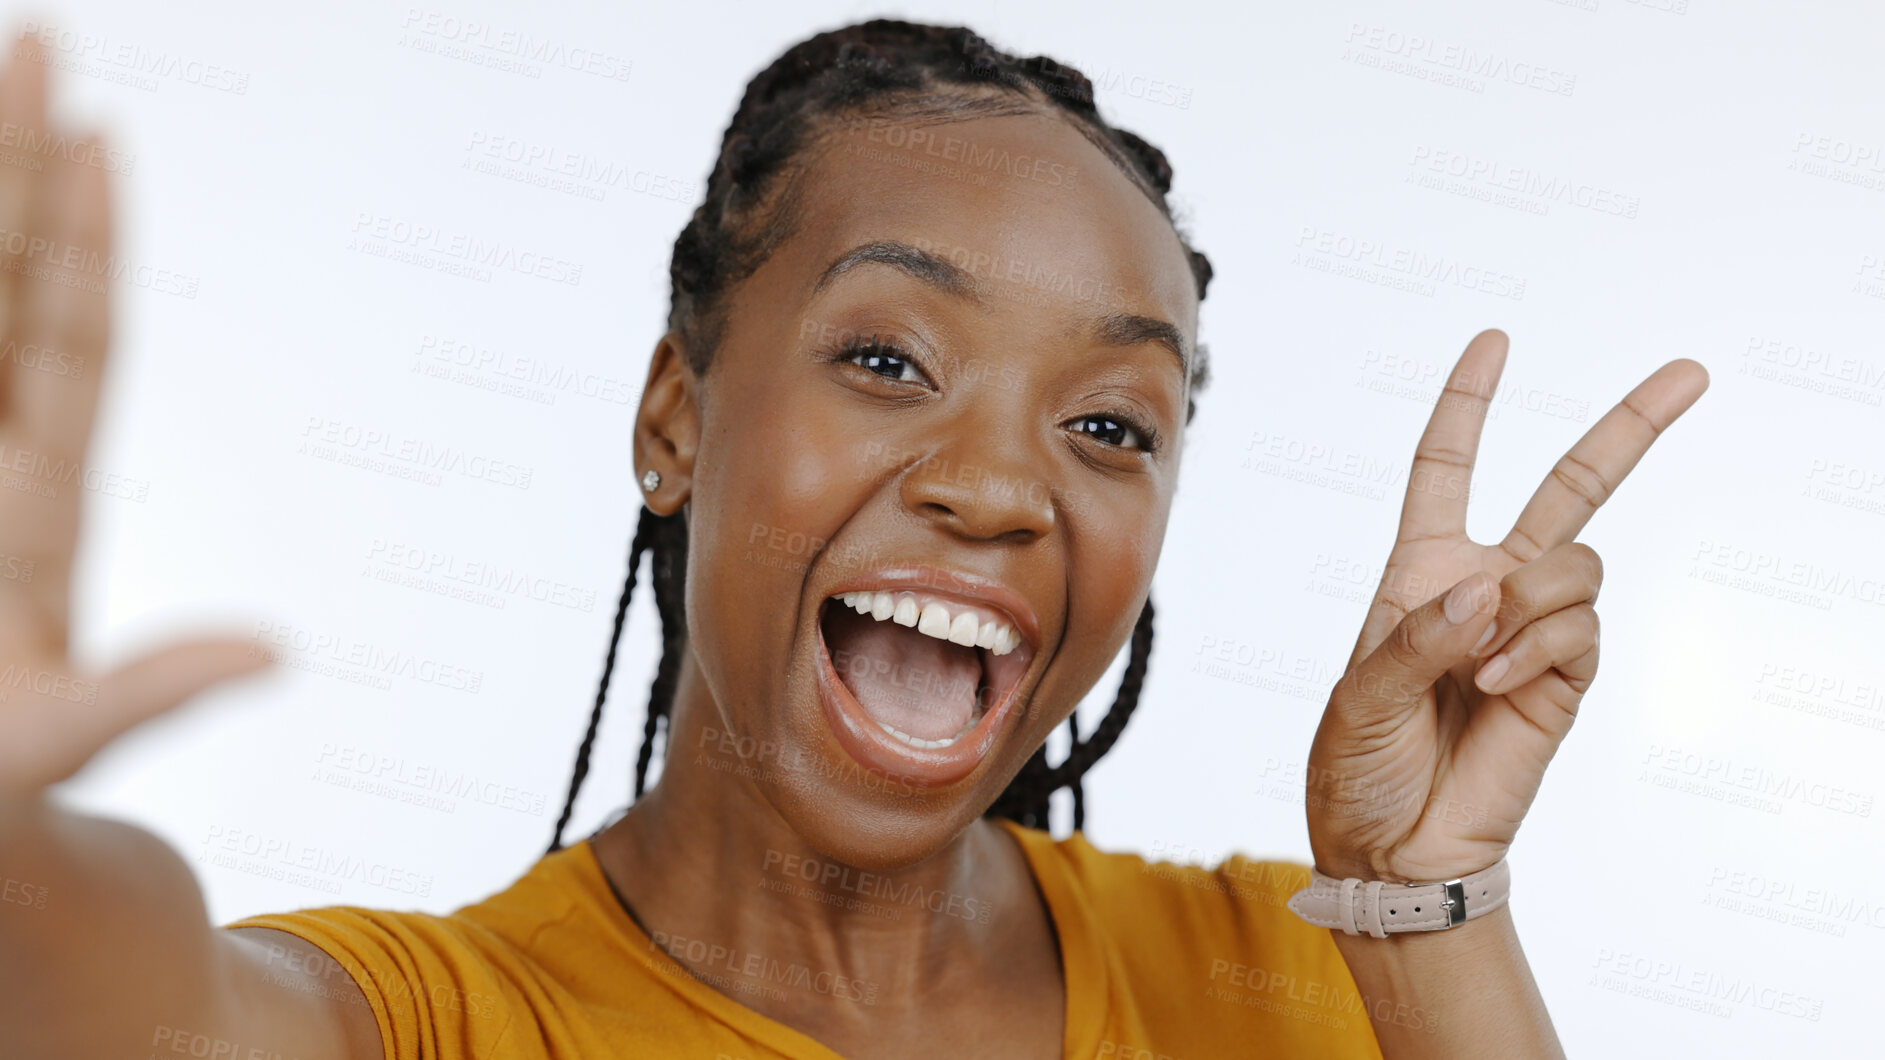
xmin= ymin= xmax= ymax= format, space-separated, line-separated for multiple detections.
xmin=812 ymin=240 xmax=981 ymax=301
xmin=812 ymin=239 xmax=1190 ymax=377
xmin=1091 ymin=311 xmax=1189 ymax=378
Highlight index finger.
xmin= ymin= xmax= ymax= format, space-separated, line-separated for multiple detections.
xmin=1394 ymin=328 xmax=1507 ymax=542
xmin=1501 ymin=358 xmax=1710 ymax=560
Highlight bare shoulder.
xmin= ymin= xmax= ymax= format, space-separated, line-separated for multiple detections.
xmin=212 ymin=926 xmax=386 ymax=1060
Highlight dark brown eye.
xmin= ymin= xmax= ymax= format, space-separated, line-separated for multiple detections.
xmin=1070 ymin=413 xmax=1153 ymax=452
xmin=843 ymin=340 xmax=920 ymax=383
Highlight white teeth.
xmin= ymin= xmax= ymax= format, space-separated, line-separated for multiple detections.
xmin=830 ymin=590 xmax=1022 ymax=656
xmin=947 ymin=611 xmax=979 ymax=647
xmin=874 ymin=715 xmax=978 ymax=750
xmin=917 ymin=601 xmax=952 ymax=638
xmin=892 ymin=594 xmax=920 ymax=626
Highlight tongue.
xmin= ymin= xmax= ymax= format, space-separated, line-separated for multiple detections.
xmin=823 ymin=605 xmax=983 ymax=741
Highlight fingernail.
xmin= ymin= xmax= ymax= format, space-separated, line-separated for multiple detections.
xmin=1476 ymin=654 xmax=1510 ymax=691
xmin=1444 ymin=574 xmax=1485 ymax=625
xmin=1471 ymin=622 xmax=1498 ymax=655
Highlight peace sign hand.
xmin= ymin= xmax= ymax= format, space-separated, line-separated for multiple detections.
xmin=1304 ymin=329 xmax=1709 ymax=884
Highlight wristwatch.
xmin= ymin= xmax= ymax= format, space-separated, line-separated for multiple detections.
xmin=1287 ymin=859 xmax=1510 ymax=937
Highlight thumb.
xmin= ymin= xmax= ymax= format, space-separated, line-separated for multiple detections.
xmin=3 ymin=638 xmax=276 ymax=796
xmin=95 ymin=637 xmax=276 ymax=729
xmin=1343 ymin=572 xmax=1500 ymax=719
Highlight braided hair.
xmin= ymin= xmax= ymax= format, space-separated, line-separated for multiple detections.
xmin=548 ymin=19 xmax=1211 ymax=854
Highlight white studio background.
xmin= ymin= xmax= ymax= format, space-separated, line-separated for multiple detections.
xmin=20 ymin=0 xmax=1880 ymax=1055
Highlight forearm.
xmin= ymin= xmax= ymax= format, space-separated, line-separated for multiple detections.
xmin=0 ymin=794 xmax=239 ymax=1057
xmin=1330 ymin=904 xmax=1563 ymax=1060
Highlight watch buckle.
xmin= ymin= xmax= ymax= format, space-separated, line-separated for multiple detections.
xmin=1440 ymin=878 xmax=1467 ymax=927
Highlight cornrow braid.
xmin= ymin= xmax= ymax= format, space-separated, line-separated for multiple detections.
xmin=632 ymin=509 xmax=689 ymax=799
xmin=548 ymin=507 xmax=689 ymax=855
xmin=550 ymin=18 xmax=1202 ymax=853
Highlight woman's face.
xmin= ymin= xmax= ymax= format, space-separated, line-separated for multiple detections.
xmin=653 ymin=107 xmax=1200 ymax=869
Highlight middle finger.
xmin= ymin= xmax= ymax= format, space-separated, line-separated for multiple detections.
xmin=1499 ymin=358 xmax=1708 ymax=561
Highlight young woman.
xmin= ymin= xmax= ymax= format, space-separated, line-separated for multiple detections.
xmin=0 ymin=19 xmax=1706 ymax=1060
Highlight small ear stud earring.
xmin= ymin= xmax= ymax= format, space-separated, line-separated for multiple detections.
xmin=641 ymin=470 xmax=661 ymax=492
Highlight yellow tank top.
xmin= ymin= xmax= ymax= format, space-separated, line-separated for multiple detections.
xmin=225 ymin=819 xmax=1385 ymax=1058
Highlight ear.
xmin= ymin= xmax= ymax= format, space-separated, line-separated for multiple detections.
xmin=633 ymin=330 xmax=701 ymax=516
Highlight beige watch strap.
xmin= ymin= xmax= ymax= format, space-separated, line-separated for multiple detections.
xmin=1286 ymin=859 xmax=1511 ymax=937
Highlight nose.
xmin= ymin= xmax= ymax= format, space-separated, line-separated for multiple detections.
xmin=897 ymin=427 xmax=1057 ymax=544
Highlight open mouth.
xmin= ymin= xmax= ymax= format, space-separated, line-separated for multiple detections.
xmin=813 ymin=581 xmax=1035 ymax=786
